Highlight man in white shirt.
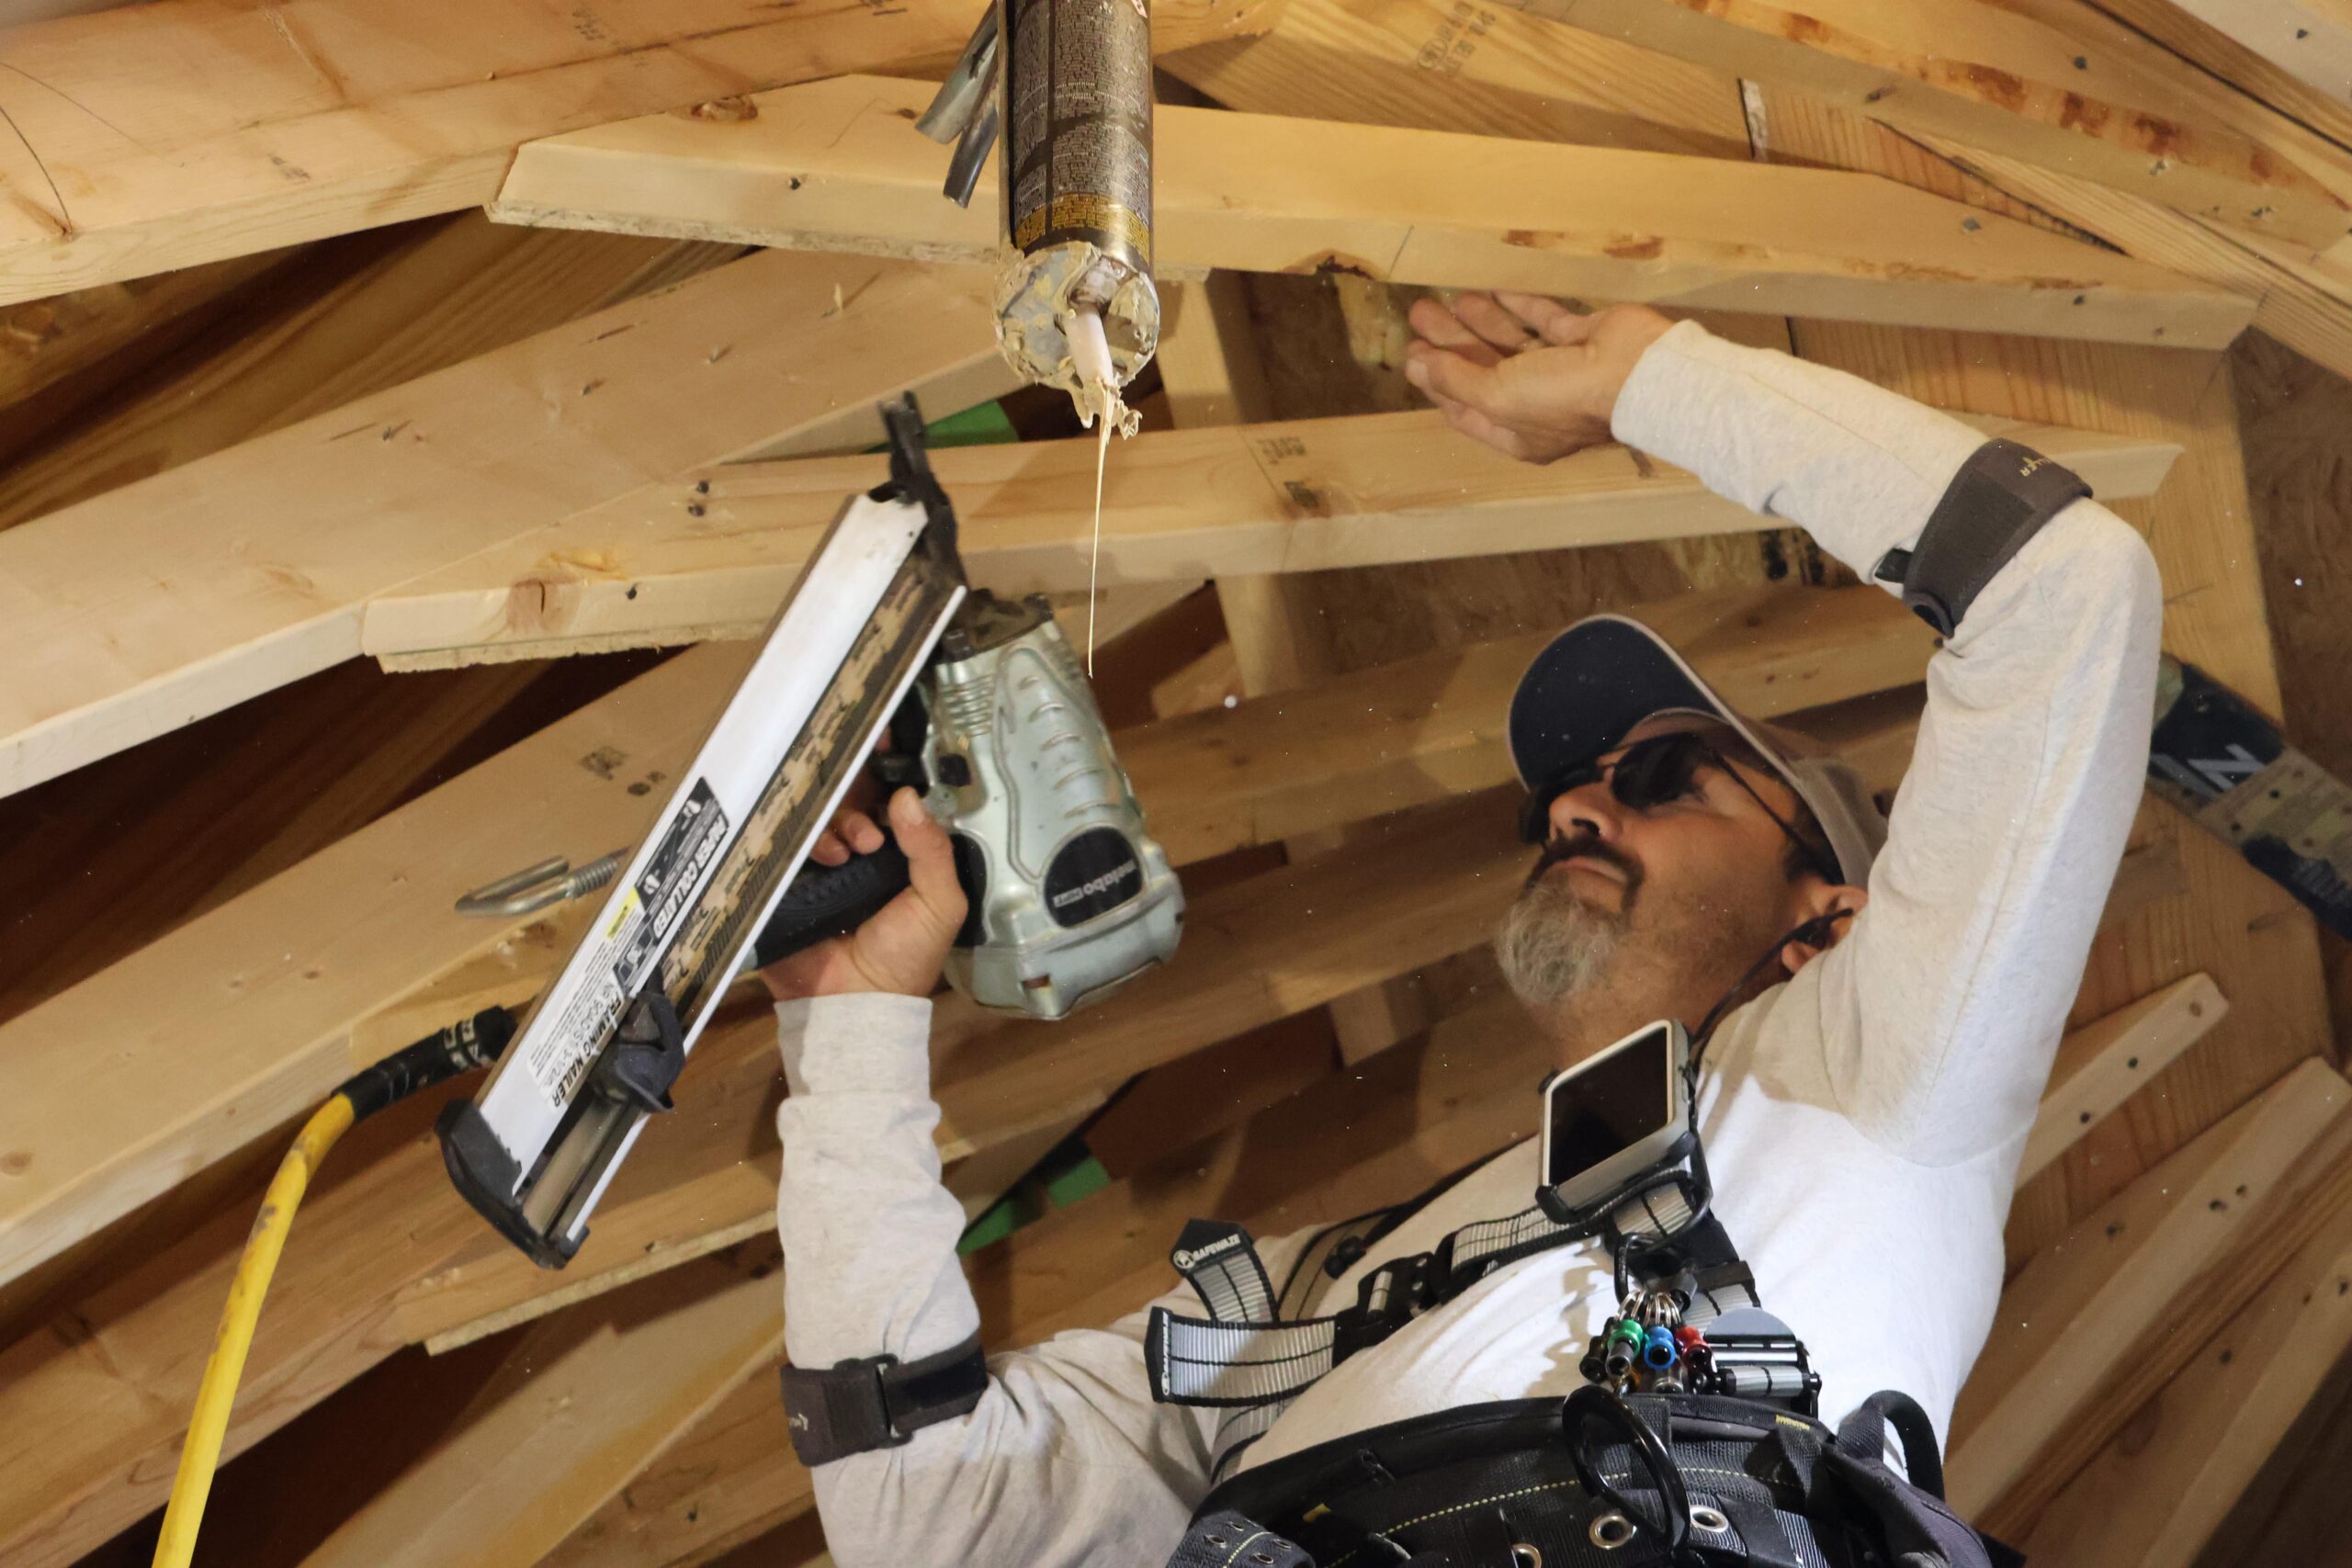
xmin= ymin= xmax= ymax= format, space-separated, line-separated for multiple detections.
xmin=760 ymin=294 xmax=2161 ymax=1566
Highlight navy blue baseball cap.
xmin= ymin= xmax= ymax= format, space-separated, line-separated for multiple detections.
xmin=1507 ymin=615 xmax=1886 ymax=886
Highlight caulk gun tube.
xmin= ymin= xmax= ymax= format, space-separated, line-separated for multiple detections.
xmin=1000 ymin=0 xmax=1153 ymax=281
xmin=989 ymin=0 xmax=1160 ymax=400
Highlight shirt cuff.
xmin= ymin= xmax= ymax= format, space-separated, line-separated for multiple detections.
xmin=775 ymin=991 xmax=935 ymax=1099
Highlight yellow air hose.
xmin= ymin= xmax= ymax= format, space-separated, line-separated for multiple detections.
xmin=148 ymin=1008 xmax=514 ymax=1568
xmin=150 ymin=1093 xmax=355 ymax=1568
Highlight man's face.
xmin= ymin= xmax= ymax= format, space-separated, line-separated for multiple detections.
xmin=1498 ymin=716 xmax=1830 ymax=1054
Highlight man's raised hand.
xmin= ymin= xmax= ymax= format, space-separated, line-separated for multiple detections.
xmin=1404 ymin=293 xmax=1673 ymax=465
xmin=760 ymin=786 xmax=969 ymax=1002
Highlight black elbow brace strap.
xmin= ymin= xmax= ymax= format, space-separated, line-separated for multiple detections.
xmin=1873 ymin=438 xmax=2089 ymax=637
xmin=778 ymin=1332 xmax=989 ymax=1467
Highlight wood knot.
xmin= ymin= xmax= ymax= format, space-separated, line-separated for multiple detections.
xmin=680 ymin=96 xmax=758 ymax=122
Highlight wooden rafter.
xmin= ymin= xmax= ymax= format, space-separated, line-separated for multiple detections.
xmin=362 ymin=408 xmax=2180 ymax=668
xmin=302 ymin=1248 xmax=788 ymax=1568
xmin=485 ymin=75 xmax=2255 ymax=347
xmin=0 ymin=215 xmax=746 ymax=534
xmin=2155 ymin=0 xmax=2352 ymax=103
xmin=1165 ymin=0 xmax=2352 ymax=384
xmin=0 ymin=0 xmax=1271 ymax=305
xmin=0 ymin=250 xmax=1017 ymax=799
xmin=1502 ymin=0 xmax=2352 ymax=249
xmin=1909 ymin=132 xmax=2352 ymax=382
xmin=0 ymin=250 xmax=278 ymax=415
xmin=1951 ymin=1058 xmax=2352 ymax=1526
xmin=2086 ymin=0 xmax=2352 ymax=161
xmin=2020 ymin=1173 xmax=2352 ymax=1565
xmin=1160 ymin=0 xmax=1751 ymax=155
xmin=2018 ymin=971 xmax=2227 ymax=1183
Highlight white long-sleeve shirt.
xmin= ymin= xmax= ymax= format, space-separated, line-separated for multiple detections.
xmin=772 ymin=321 xmax=2164 ymax=1566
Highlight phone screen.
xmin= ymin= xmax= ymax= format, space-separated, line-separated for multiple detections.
xmin=1544 ymin=1026 xmax=1673 ymax=1187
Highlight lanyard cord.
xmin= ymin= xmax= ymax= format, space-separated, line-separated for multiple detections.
xmin=1611 ymin=908 xmax=1853 ymax=1292
xmin=1685 ymin=908 xmax=1853 ymax=1077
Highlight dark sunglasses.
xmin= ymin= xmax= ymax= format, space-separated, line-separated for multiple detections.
xmin=1518 ymin=729 xmax=1839 ymax=885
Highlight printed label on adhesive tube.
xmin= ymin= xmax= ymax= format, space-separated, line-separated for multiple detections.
xmin=524 ymin=779 xmax=733 ymax=1111
xmin=1001 ymin=0 xmax=1155 ymax=272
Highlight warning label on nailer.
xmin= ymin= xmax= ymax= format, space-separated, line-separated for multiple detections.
xmin=523 ymin=779 xmax=732 ymax=1111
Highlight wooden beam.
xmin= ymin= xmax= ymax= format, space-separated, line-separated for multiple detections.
xmin=1161 ymin=0 xmax=1751 ymax=156
xmin=2017 ymin=1175 xmax=2352 ymax=1566
xmin=2081 ymin=0 xmax=2352 ymax=218
xmin=1501 ymin=0 xmax=2352 ymax=250
xmin=541 ymin=1358 xmax=813 ymax=1568
xmin=1907 ymin=130 xmax=2352 ymax=385
xmin=1164 ymin=0 xmax=2352 ymax=386
xmin=487 ymin=74 xmax=2253 ymax=348
xmin=0 ymin=220 xmax=742 ymax=1017
xmin=0 ymin=0 xmax=1269 ymax=306
xmin=1948 ymin=1056 xmax=2352 ymax=1522
xmin=0 ymin=249 xmax=1010 ymax=797
xmin=0 ymin=643 xmax=757 ymax=1298
xmin=0 ymin=215 xmax=744 ymax=534
xmin=2139 ymin=0 xmax=2352 ymax=111
xmin=302 ymin=1248 xmax=786 ymax=1568
xmin=360 ymin=409 xmax=2180 ymax=668
xmin=0 ymin=248 xmax=279 ymax=418
xmin=306 ymin=1081 xmax=1084 ymax=1568
xmin=2018 ymin=971 xmax=2228 ymax=1183
xmin=1158 ymin=270 xmax=1441 ymax=1064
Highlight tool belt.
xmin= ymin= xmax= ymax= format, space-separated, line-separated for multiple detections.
xmin=1163 ymin=1387 xmax=2019 ymax=1568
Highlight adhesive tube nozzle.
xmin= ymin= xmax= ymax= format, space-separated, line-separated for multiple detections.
xmin=1065 ymin=304 xmax=1117 ymax=427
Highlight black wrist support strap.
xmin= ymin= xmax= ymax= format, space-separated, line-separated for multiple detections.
xmin=1873 ymin=438 xmax=2088 ymax=637
xmin=778 ymin=1333 xmax=989 ymax=1467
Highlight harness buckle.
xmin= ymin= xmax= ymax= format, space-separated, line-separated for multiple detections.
xmin=1333 ymin=1251 xmax=1438 ymax=1359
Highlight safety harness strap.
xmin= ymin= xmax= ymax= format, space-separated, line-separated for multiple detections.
xmin=778 ymin=1332 xmax=989 ymax=1468
xmin=1146 ymin=1176 xmax=1762 ymax=1415
xmin=1873 ymin=437 xmax=2087 ymax=637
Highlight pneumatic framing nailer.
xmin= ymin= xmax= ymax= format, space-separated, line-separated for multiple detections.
xmin=436 ymin=396 xmax=1182 ymax=1269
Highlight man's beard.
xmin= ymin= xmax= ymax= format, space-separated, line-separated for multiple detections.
xmin=1496 ymin=837 xmax=1641 ymax=1011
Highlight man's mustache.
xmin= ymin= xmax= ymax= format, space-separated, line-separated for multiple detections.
xmin=1526 ymin=834 xmax=1643 ymax=901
